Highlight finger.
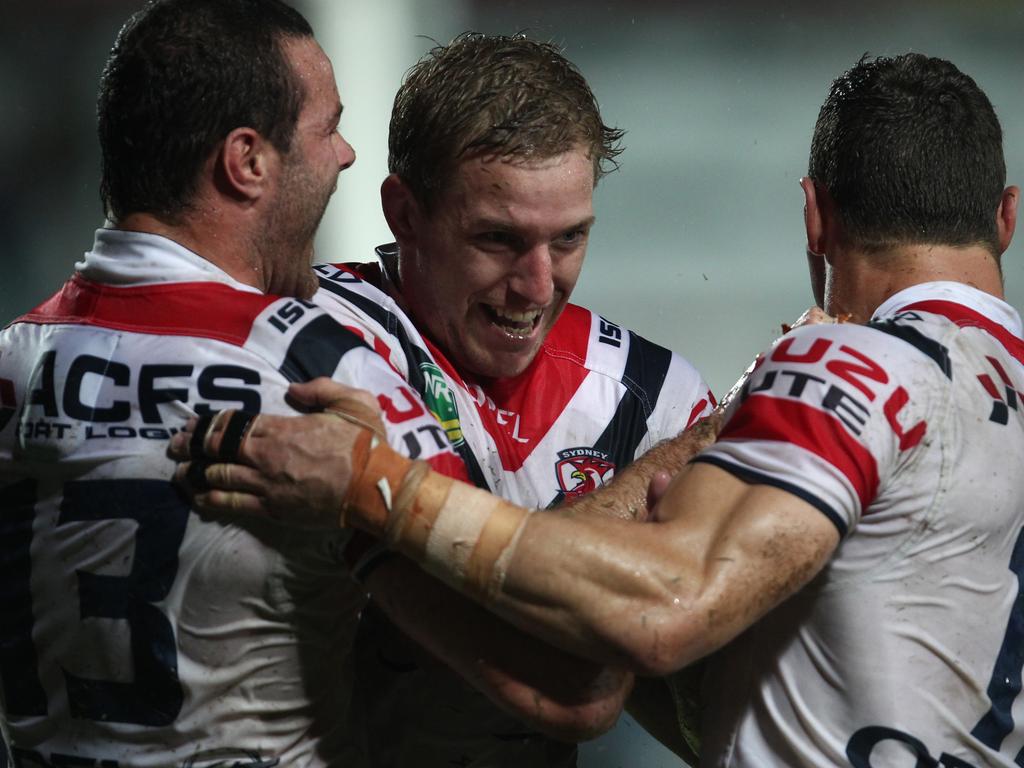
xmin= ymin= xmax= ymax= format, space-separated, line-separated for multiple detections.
xmin=323 ymin=404 xmax=386 ymax=440
xmin=173 ymin=460 xmax=212 ymax=497
xmin=191 ymin=409 xmax=261 ymax=461
xmin=192 ymin=489 xmax=268 ymax=517
xmin=202 ymin=462 xmax=268 ymax=495
xmin=186 ymin=459 xmax=212 ymax=493
xmin=787 ymin=306 xmax=840 ymax=332
xmin=288 ymin=377 xmax=369 ymax=409
xmin=216 ymin=411 xmax=260 ymax=461
xmin=174 ymin=460 xmax=267 ymax=495
xmin=203 ymin=409 xmax=234 ymax=457
xmin=168 ymin=416 xmax=199 ymax=460
xmin=646 ymin=470 xmax=674 ymax=517
xmin=189 ymin=413 xmax=217 ymax=459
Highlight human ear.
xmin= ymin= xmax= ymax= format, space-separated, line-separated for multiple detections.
xmin=381 ymin=174 xmax=422 ymax=249
xmin=997 ymin=185 xmax=1019 ymax=254
xmin=219 ymin=127 xmax=271 ymax=201
xmin=800 ymin=177 xmax=826 ymax=257
xmin=801 ymin=177 xmax=829 ymax=306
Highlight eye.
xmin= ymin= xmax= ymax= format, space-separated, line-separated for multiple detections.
xmin=555 ymin=228 xmax=588 ymax=248
xmin=477 ymin=231 xmax=519 ymax=249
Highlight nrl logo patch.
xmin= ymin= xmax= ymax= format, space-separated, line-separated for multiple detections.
xmin=555 ymin=447 xmax=615 ymax=499
xmin=419 ymin=361 xmax=464 ymax=447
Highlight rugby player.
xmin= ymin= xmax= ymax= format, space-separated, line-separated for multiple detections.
xmin=0 ymin=1 xmax=621 ymax=764
xmin=176 ymin=52 xmax=1024 ymax=766
xmin=306 ymin=34 xmax=714 ymax=766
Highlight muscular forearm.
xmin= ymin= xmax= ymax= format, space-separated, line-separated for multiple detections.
xmin=359 ymin=466 xmax=706 ymax=674
xmin=486 ymin=506 xmax=707 ymax=674
xmin=354 ymin=451 xmax=836 ymax=677
xmin=366 ymin=554 xmax=633 ymax=741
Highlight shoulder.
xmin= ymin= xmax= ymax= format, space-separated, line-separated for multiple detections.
xmin=766 ymin=319 xmax=953 ymax=396
xmin=743 ymin=320 xmax=952 ymax=446
xmin=542 ymin=304 xmax=676 ymax=378
xmin=705 ymin=320 xmax=949 ymax=534
xmin=13 ymin=274 xmax=281 ymax=346
xmin=5 ymin=275 xmax=357 ymax=375
xmin=311 ymin=262 xmax=397 ymax=327
xmin=540 ymin=304 xmax=712 ymax=422
xmin=310 ymin=263 xmax=430 ymax=378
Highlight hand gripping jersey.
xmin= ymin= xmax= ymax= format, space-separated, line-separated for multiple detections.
xmin=0 ymin=230 xmax=463 ymax=768
xmin=689 ymin=282 xmax=1024 ymax=767
xmin=311 ymin=249 xmax=715 ymax=768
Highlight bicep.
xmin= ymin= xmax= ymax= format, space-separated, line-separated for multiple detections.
xmin=657 ymin=461 xmax=840 ymax=657
xmin=492 ymin=461 xmax=839 ymax=675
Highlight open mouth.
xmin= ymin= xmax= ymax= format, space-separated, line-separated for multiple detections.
xmin=482 ymin=305 xmax=544 ymax=339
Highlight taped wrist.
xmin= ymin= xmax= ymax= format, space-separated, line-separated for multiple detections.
xmin=342 ymin=435 xmax=535 ymax=603
xmin=388 ymin=470 xmax=534 ymax=603
xmin=341 ymin=431 xmax=427 ymax=535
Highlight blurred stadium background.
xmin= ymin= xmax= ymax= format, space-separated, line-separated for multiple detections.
xmin=4 ymin=2 xmax=1023 ymax=765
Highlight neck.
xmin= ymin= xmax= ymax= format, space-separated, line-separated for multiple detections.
xmin=116 ymin=211 xmax=271 ymax=292
xmin=826 ymin=242 xmax=1004 ymax=322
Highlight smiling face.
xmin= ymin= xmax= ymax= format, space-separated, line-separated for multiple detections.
xmin=395 ymin=148 xmax=595 ymax=381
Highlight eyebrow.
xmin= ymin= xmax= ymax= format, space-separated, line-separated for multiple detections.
xmin=472 ymin=215 xmax=597 ymax=233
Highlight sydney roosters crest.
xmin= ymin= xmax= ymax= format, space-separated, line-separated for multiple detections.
xmin=555 ymin=447 xmax=616 ymax=499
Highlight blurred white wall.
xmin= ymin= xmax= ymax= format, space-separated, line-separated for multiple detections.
xmin=308 ymin=0 xmax=473 ymax=264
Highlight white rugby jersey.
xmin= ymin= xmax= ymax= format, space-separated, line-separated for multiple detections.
xmin=311 ymin=250 xmax=715 ymax=768
xmin=312 ymin=254 xmax=715 ymax=507
xmin=0 ymin=230 xmax=464 ymax=768
xmin=690 ymin=282 xmax=1024 ymax=767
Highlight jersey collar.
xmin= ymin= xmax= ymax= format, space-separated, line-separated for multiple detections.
xmin=76 ymin=228 xmax=263 ymax=294
xmin=873 ymin=281 xmax=1023 ymax=337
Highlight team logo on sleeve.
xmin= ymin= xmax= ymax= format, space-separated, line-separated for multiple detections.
xmin=555 ymin=447 xmax=615 ymax=498
xmin=419 ymin=362 xmax=464 ymax=447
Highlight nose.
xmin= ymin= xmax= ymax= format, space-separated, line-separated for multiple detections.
xmin=334 ymin=133 xmax=356 ymax=171
xmin=510 ymin=245 xmax=554 ymax=306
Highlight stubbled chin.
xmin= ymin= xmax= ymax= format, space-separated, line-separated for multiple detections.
xmin=463 ymin=340 xmax=540 ymax=380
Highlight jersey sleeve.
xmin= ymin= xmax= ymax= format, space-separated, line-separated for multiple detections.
xmin=333 ymin=345 xmax=469 ymax=481
xmin=647 ymin=351 xmax=716 ymax=442
xmin=694 ymin=323 xmax=944 ymax=536
xmin=269 ymin=278 xmax=469 ymax=482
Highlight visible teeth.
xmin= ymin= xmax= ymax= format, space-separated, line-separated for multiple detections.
xmin=492 ymin=308 xmax=542 ymax=323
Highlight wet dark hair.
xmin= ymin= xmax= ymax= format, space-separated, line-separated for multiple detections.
xmin=97 ymin=0 xmax=313 ymax=222
xmin=388 ymin=32 xmax=624 ymax=209
xmin=809 ymin=53 xmax=1006 ymax=255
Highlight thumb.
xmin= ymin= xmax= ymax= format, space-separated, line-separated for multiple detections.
xmin=288 ymin=377 xmax=385 ymax=439
xmin=646 ymin=470 xmax=674 ymax=521
xmin=288 ymin=377 xmax=366 ymax=408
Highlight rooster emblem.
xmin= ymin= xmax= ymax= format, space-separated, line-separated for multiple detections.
xmin=555 ymin=447 xmax=616 ymax=499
